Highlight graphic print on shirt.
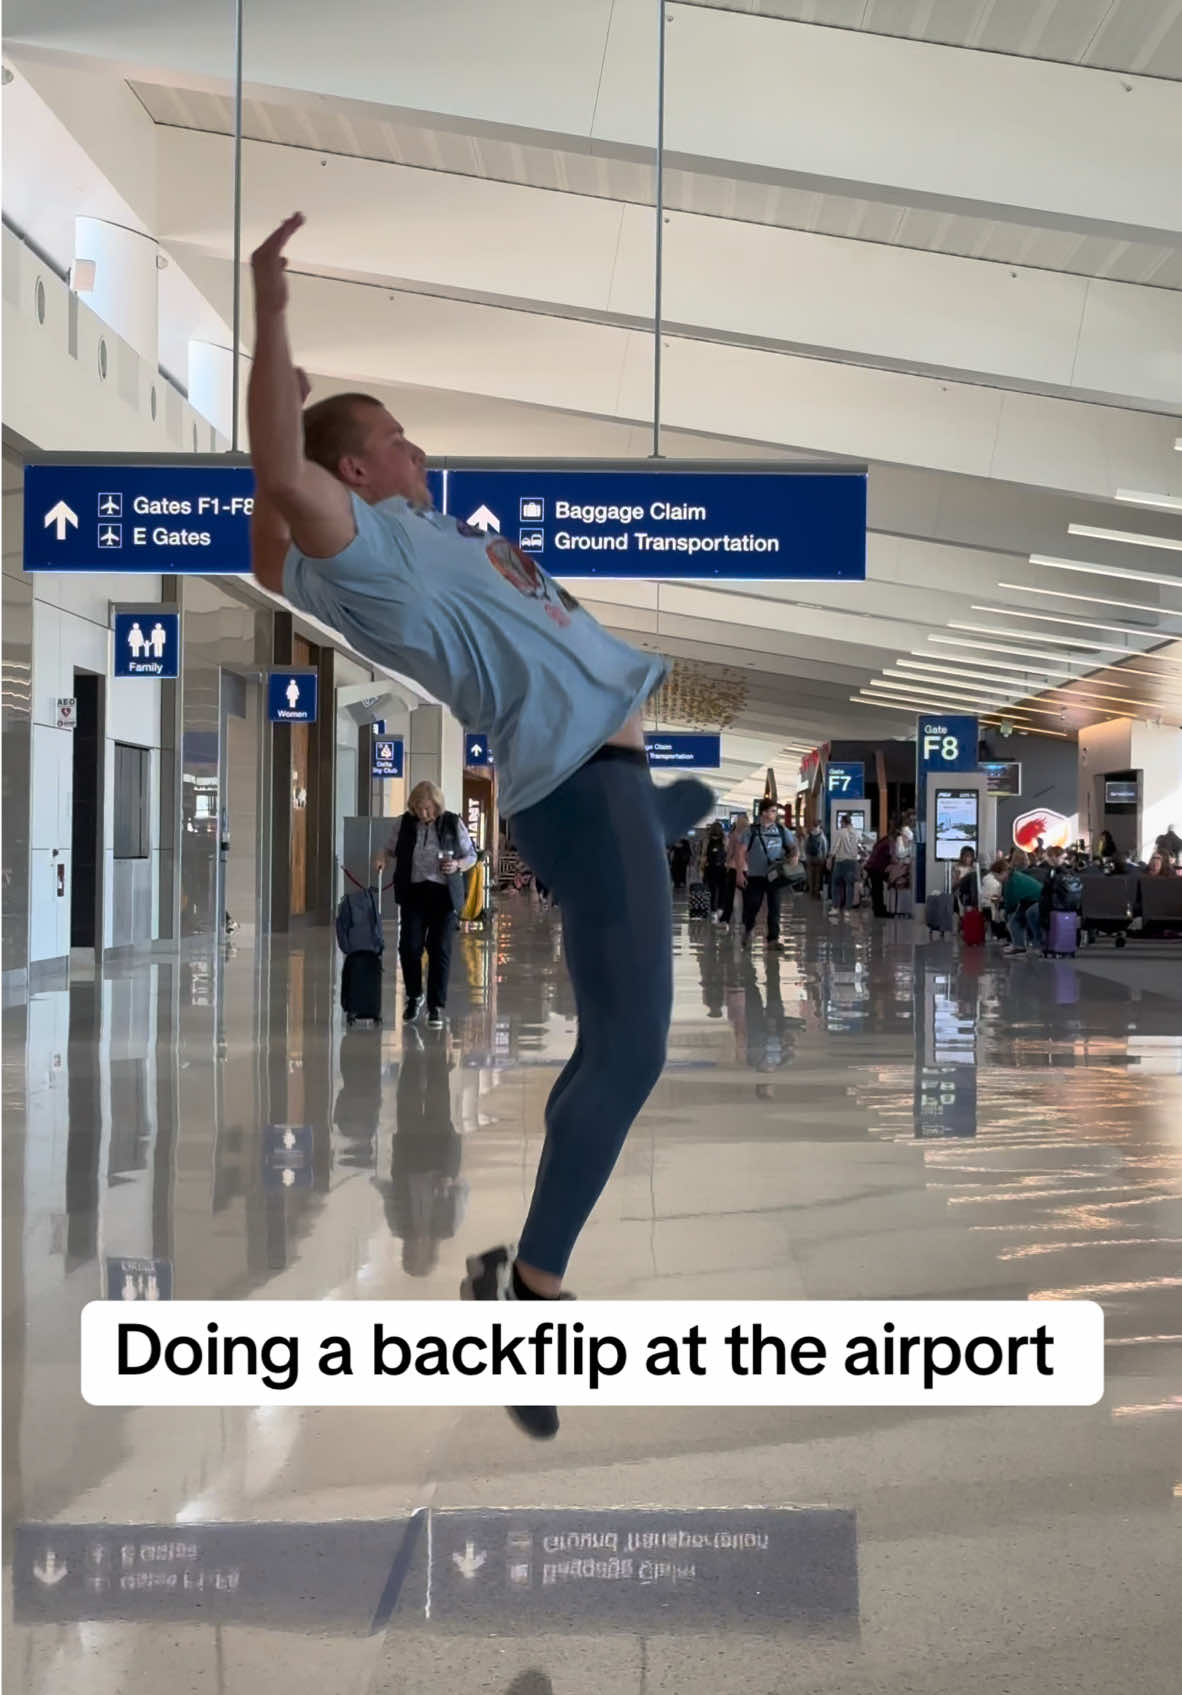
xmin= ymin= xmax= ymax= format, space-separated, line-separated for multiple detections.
xmin=484 ymin=537 xmax=580 ymax=627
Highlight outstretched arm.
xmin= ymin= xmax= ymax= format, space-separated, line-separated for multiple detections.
xmin=248 ymin=214 xmax=354 ymax=562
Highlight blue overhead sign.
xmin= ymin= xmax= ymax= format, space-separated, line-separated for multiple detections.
xmin=268 ymin=671 xmax=318 ymax=724
xmin=25 ymin=461 xmax=863 ymax=583
xmin=372 ymin=737 xmax=404 ymax=779
xmin=112 ymin=610 xmax=180 ymax=680
xmin=645 ymin=733 xmax=722 ymax=769
xmin=826 ymin=761 xmax=864 ymax=799
xmin=465 ymin=733 xmax=493 ymax=768
xmin=25 ymin=464 xmax=257 ymax=574
xmin=418 ymin=1507 xmax=858 ymax=1632
xmin=444 ymin=468 xmax=865 ymax=581
xmin=23 ymin=462 xmax=447 ymax=575
xmin=12 ymin=1519 xmax=412 ymax=1632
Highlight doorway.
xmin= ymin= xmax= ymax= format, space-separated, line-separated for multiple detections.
xmin=70 ymin=671 xmax=104 ymax=955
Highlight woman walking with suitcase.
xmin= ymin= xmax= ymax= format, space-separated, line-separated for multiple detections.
xmin=382 ymin=782 xmax=476 ymax=1030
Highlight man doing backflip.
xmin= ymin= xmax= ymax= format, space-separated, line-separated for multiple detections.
xmin=248 ymin=215 xmax=712 ymax=1437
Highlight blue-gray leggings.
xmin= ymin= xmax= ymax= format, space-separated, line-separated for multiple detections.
xmin=510 ymin=750 xmax=712 ymax=1276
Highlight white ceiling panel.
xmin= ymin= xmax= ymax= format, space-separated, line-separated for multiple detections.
xmin=127 ymin=81 xmax=1182 ymax=292
xmin=680 ymin=0 xmax=1182 ymax=78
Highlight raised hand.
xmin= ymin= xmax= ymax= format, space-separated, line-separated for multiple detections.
xmin=251 ymin=213 xmax=305 ymax=315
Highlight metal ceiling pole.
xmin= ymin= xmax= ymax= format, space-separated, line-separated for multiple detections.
xmin=230 ymin=0 xmax=245 ymax=452
xmin=651 ymin=0 xmax=668 ymax=460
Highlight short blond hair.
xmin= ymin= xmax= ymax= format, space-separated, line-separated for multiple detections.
xmin=408 ymin=780 xmax=445 ymax=815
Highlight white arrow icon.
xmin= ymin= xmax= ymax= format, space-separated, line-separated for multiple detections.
xmin=34 ymin=1551 xmax=69 ymax=1586
xmin=466 ymin=505 xmax=500 ymax=533
xmin=286 ymin=679 xmax=300 ymax=709
xmin=43 ymin=501 xmax=79 ymax=542
xmin=452 ymin=1541 xmax=487 ymax=1580
xmin=470 ymin=743 xmax=483 ymax=759
xmin=282 ymin=1129 xmax=297 ymax=1150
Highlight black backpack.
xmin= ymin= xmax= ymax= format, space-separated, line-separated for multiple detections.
xmin=336 ymin=886 xmax=383 ymax=954
xmin=706 ymin=837 xmax=726 ymax=870
xmin=1050 ymin=869 xmax=1084 ymax=913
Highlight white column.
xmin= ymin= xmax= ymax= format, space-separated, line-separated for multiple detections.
xmin=408 ymin=706 xmax=465 ymax=808
xmin=1131 ymin=722 xmax=1182 ymax=861
xmin=188 ymin=340 xmax=247 ymax=443
xmin=73 ymin=216 xmax=159 ymax=365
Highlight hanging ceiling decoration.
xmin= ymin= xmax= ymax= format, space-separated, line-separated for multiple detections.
xmin=650 ymin=658 xmax=749 ymax=729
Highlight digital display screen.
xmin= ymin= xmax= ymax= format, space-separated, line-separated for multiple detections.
xmin=833 ymin=808 xmax=867 ymax=833
xmin=934 ymin=789 xmax=979 ymax=861
xmin=980 ymin=760 xmax=1021 ymax=797
xmin=1105 ymin=780 xmax=1138 ymax=806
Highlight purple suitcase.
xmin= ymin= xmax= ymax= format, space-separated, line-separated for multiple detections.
xmin=1046 ymin=909 xmax=1078 ymax=957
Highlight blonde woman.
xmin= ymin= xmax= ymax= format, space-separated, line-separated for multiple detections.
xmin=382 ymin=781 xmax=476 ymax=1028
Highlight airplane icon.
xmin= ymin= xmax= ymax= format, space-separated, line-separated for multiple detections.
xmin=98 ymin=525 xmax=122 ymax=548
xmin=98 ymin=493 xmax=122 ymax=516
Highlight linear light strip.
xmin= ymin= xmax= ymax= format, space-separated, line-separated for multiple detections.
xmin=850 ymin=692 xmax=1068 ymax=733
xmin=1067 ymin=524 xmax=1182 ymax=554
xmin=971 ymin=603 xmax=1182 ymax=640
xmin=912 ymin=646 xmax=1182 ymax=688
xmin=931 ymin=636 xmax=1114 ymax=665
xmin=877 ymin=677 xmax=1025 ymax=707
xmin=889 ymin=669 xmax=1182 ymax=711
xmin=908 ymin=650 xmax=1078 ymax=680
xmin=997 ymin=581 xmax=1182 ymax=618
xmin=1115 ymin=491 xmax=1182 ymax=513
xmin=864 ymin=682 xmax=1055 ymax=718
xmin=886 ymin=667 xmax=1031 ymax=695
xmin=853 ymin=690 xmax=1065 ymax=724
xmin=948 ymin=623 xmax=1182 ymax=668
xmin=870 ymin=674 xmax=1024 ymax=703
xmin=1031 ymin=554 xmax=1182 ymax=590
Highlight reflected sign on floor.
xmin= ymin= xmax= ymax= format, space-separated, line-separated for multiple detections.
xmin=913 ymin=961 xmax=978 ymax=1138
xmin=413 ymin=1507 xmax=858 ymax=1632
xmin=262 ymin=1124 xmax=315 ymax=1190
xmin=105 ymin=1256 xmax=173 ymax=1301
xmin=12 ymin=1521 xmax=412 ymax=1634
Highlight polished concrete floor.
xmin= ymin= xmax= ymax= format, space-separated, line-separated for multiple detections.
xmin=4 ymin=894 xmax=1181 ymax=1693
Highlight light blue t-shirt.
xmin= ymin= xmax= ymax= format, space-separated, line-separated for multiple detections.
xmin=283 ymin=496 xmax=666 ymax=816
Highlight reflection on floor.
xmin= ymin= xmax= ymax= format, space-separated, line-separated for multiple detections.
xmin=4 ymin=895 xmax=1181 ymax=1693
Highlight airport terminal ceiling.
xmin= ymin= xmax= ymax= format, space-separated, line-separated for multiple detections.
xmin=4 ymin=0 xmax=1181 ymax=803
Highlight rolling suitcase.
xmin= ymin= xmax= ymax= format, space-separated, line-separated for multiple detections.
xmin=1046 ymin=909 xmax=1078 ymax=958
xmin=337 ymin=885 xmax=385 ymax=1024
xmin=960 ymin=907 xmax=986 ymax=946
xmin=688 ymin=881 xmax=710 ymax=918
xmin=341 ymin=949 xmax=383 ymax=1024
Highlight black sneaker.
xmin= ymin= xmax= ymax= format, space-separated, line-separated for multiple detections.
xmin=403 ymin=996 xmax=423 ymax=1024
xmin=427 ymin=1006 xmax=445 ymax=1029
xmin=461 ymin=1245 xmax=569 ymax=1441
